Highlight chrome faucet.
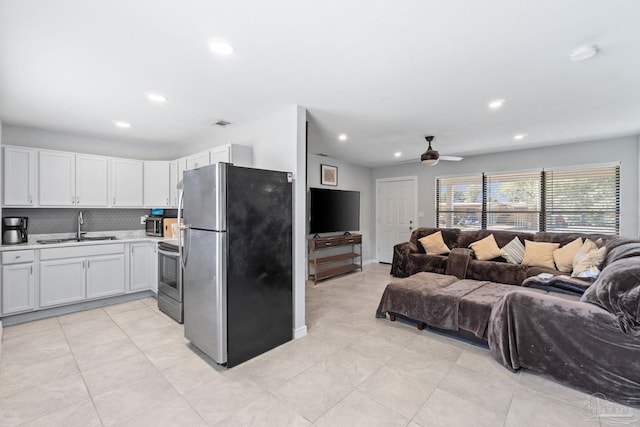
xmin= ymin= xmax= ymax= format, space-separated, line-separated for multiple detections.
xmin=77 ymin=211 xmax=86 ymax=240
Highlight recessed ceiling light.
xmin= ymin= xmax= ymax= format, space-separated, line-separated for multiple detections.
xmin=338 ymin=134 xmax=348 ymax=142
xmin=208 ymin=39 xmax=234 ymax=55
xmin=394 ymin=152 xmax=402 ymax=158
xmin=514 ymin=134 xmax=527 ymax=140
xmin=113 ymin=121 xmax=131 ymax=129
xmin=145 ymin=92 xmax=167 ymax=103
xmin=488 ymin=99 xmax=505 ymax=109
xmin=569 ymin=44 xmax=599 ymax=62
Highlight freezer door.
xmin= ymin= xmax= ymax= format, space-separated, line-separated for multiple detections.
xmin=183 ymin=228 xmax=227 ymax=364
xmin=183 ymin=163 xmax=226 ymax=231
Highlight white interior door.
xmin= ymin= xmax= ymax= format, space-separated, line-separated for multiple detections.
xmin=376 ymin=177 xmax=417 ymax=263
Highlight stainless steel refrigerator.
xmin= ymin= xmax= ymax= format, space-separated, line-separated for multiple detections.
xmin=181 ymin=163 xmax=293 ymax=368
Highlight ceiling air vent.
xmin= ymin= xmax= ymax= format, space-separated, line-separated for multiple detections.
xmin=211 ymin=120 xmax=232 ymax=127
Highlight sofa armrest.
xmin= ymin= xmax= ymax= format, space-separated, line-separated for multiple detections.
xmin=390 ymin=241 xmax=420 ymax=277
xmin=446 ymin=248 xmax=472 ymax=279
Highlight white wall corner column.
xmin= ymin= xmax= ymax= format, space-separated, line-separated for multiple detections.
xmin=293 ymin=105 xmax=308 ymax=339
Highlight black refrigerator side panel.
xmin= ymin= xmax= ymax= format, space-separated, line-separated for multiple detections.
xmin=226 ymin=166 xmax=293 ymax=367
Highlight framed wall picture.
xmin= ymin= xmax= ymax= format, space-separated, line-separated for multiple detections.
xmin=321 ymin=164 xmax=338 ymax=186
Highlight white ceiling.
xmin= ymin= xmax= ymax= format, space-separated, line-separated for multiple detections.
xmin=1 ymin=0 xmax=639 ymax=167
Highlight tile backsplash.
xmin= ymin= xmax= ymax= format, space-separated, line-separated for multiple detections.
xmin=2 ymin=208 xmax=150 ymax=234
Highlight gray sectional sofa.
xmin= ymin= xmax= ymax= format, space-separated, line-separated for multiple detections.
xmin=378 ymin=227 xmax=640 ymax=407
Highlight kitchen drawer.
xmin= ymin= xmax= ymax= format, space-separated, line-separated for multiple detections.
xmin=40 ymin=243 xmax=125 ymax=260
xmin=2 ymin=250 xmax=35 ymax=264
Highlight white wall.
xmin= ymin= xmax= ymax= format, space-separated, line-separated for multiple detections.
xmin=182 ymin=105 xmax=308 ymax=338
xmin=1 ymin=124 xmax=181 ymax=160
xmin=373 ymin=135 xmax=639 ymax=238
xmin=307 ymin=154 xmax=375 ymax=262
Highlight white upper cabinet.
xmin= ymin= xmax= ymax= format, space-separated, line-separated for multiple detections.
xmin=111 ymin=158 xmax=143 ymax=207
xmin=186 ymin=150 xmax=210 ymax=170
xmin=210 ymin=144 xmax=253 ymax=167
xmin=3 ymin=146 xmax=37 ymax=206
xmin=144 ymin=161 xmax=171 ymax=207
xmin=38 ymin=151 xmax=108 ymax=207
xmin=76 ymin=154 xmax=108 ymax=206
xmin=38 ymin=150 xmax=75 ymax=206
xmin=2 ymin=143 xmax=251 ymax=208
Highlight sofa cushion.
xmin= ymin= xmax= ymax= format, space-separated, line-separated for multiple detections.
xmin=553 ymin=237 xmax=583 ymax=273
xmin=582 ymin=257 xmax=640 ymax=336
xmin=469 ymin=234 xmax=503 ymax=261
xmin=419 ymin=231 xmax=451 ymax=255
xmin=501 ymin=237 xmax=525 ymax=264
xmin=521 ymin=240 xmax=560 ymax=269
xmin=572 ymin=239 xmax=607 ymax=278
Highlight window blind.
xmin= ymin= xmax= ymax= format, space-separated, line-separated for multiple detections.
xmin=543 ymin=165 xmax=620 ymax=234
xmin=436 ymin=175 xmax=483 ymax=230
xmin=485 ymin=171 xmax=541 ymax=232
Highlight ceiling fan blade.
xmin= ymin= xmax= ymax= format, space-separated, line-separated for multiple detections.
xmin=397 ymin=155 xmax=463 ymax=164
xmin=440 ymin=155 xmax=463 ymax=162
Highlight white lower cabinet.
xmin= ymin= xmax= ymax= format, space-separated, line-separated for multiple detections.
xmin=129 ymin=242 xmax=156 ymax=292
xmin=86 ymin=254 xmax=126 ymax=299
xmin=39 ymin=243 xmax=126 ymax=308
xmin=39 ymin=258 xmax=86 ymax=307
xmin=2 ymin=263 xmax=36 ymax=315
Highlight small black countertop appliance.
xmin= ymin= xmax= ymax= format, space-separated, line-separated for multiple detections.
xmin=2 ymin=217 xmax=28 ymax=245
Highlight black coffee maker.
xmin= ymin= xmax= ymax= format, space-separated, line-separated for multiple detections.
xmin=2 ymin=217 xmax=28 ymax=245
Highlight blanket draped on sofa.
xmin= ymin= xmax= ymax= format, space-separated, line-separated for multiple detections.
xmin=375 ymin=272 xmax=512 ymax=338
xmin=488 ymin=290 xmax=640 ymax=407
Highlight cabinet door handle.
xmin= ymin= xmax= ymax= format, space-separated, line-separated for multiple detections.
xmin=87 ymin=260 xmax=90 ymax=268
xmin=166 ymin=198 xmax=169 ymax=206
xmin=15 ymin=255 xmax=21 ymax=259
xmin=113 ymin=197 xmax=116 ymax=205
xmin=30 ymin=265 xmax=33 ymax=275
xmin=71 ymin=196 xmax=74 ymax=203
xmin=77 ymin=196 xmax=80 ymax=204
xmin=82 ymin=260 xmax=86 ymax=268
xmin=29 ymin=195 xmax=33 ymax=203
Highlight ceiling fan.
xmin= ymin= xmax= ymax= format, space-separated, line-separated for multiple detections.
xmin=420 ymin=136 xmax=463 ymax=166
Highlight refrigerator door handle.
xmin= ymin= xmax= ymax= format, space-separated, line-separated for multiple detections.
xmin=180 ymin=224 xmax=192 ymax=269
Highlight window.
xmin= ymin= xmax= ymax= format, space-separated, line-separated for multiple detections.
xmin=485 ymin=171 xmax=541 ymax=232
xmin=436 ymin=175 xmax=483 ymax=230
xmin=543 ymin=165 xmax=619 ymax=234
xmin=436 ymin=164 xmax=620 ymax=235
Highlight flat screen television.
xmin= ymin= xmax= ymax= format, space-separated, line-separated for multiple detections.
xmin=309 ymin=188 xmax=360 ymax=234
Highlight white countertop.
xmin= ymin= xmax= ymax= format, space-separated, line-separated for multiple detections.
xmin=0 ymin=231 xmax=172 ymax=251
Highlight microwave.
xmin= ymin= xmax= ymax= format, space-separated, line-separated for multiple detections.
xmin=146 ymin=216 xmax=164 ymax=236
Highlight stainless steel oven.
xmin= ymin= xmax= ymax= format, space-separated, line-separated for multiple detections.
xmin=157 ymin=241 xmax=183 ymax=323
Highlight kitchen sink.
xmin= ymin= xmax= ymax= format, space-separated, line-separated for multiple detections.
xmin=37 ymin=236 xmax=118 ymax=244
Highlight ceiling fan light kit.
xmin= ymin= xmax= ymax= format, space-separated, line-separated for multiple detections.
xmin=421 ymin=136 xmax=440 ymax=166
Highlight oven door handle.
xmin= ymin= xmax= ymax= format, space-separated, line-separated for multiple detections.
xmin=158 ymin=249 xmax=180 ymax=258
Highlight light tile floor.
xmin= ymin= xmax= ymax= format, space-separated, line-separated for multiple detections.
xmin=1 ymin=263 xmax=638 ymax=426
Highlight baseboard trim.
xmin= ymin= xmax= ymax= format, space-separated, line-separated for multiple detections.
xmin=293 ymin=325 xmax=308 ymax=339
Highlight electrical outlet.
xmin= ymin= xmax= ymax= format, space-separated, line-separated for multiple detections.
xmin=140 ymin=216 xmax=147 ymax=225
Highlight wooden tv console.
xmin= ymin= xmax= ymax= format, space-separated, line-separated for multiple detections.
xmin=307 ymin=234 xmax=362 ymax=284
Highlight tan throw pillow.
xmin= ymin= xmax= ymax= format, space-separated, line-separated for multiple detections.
xmin=572 ymin=239 xmax=607 ymax=277
xmin=521 ymin=240 xmax=560 ymax=269
xmin=468 ymin=234 xmax=503 ymax=261
xmin=418 ymin=231 xmax=451 ymax=255
xmin=552 ymin=237 xmax=583 ymax=273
